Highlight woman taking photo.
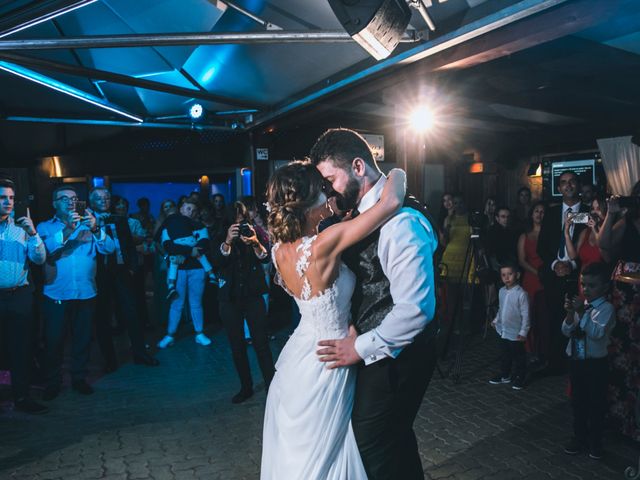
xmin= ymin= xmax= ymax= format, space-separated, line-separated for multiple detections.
xmin=598 ymin=183 xmax=640 ymax=441
xmin=212 ymin=201 xmax=275 ymax=404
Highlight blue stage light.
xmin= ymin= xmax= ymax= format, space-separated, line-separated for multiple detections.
xmin=189 ymin=103 xmax=204 ymax=120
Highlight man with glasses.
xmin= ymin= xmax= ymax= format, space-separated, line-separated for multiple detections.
xmin=538 ymin=171 xmax=589 ymax=375
xmin=89 ymin=187 xmax=159 ymax=373
xmin=36 ymin=186 xmax=115 ymax=401
xmin=0 ymin=178 xmax=48 ymax=414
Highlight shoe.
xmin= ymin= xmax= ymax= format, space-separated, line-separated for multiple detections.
xmin=488 ymin=375 xmax=511 ymax=385
xmin=133 ymin=352 xmax=160 ymax=366
xmin=511 ymin=378 xmax=525 ymax=390
xmin=157 ymin=335 xmax=174 ymax=349
xmin=42 ymin=385 xmax=60 ymax=401
xmin=166 ymin=288 xmax=177 ymax=301
xmin=195 ymin=333 xmax=212 ymax=346
xmin=588 ymin=446 xmax=604 ymax=460
xmin=564 ymin=438 xmax=585 ymax=455
xmin=231 ymin=389 xmax=253 ymax=404
xmin=14 ymin=397 xmax=49 ymax=415
xmin=72 ymin=380 xmax=94 ymax=395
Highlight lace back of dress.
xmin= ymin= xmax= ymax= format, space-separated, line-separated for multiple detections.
xmin=295 ymin=235 xmax=316 ymax=301
xmin=271 ymin=235 xmax=317 ymax=301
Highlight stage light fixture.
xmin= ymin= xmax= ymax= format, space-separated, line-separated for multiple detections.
xmin=189 ymin=103 xmax=204 ymax=120
xmin=409 ymin=105 xmax=435 ymax=133
xmin=328 ymin=0 xmax=412 ymax=60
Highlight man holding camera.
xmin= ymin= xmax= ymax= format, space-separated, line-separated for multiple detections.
xmin=0 ymin=178 xmax=48 ymax=414
xmin=37 ymin=187 xmax=115 ymax=400
xmin=213 ymin=207 xmax=275 ymax=404
xmin=89 ymin=187 xmax=159 ymax=372
xmin=537 ymin=171 xmax=589 ymax=375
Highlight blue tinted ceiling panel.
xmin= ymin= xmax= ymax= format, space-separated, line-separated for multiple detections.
xmin=57 ymin=2 xmax=169 ymax=75
xmin=102 ymin=0 xmax=225 ymax=68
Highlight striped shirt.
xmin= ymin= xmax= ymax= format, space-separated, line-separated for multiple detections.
xmin=0 ymin=216 xmax=46 ymax=289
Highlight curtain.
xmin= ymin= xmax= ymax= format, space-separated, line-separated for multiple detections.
xmin=597 ymin=136 xmax=640 ymax=195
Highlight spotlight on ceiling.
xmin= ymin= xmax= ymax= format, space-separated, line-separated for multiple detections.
xmin=409 ymin=105 xmax=435 ymax=133
xmin=328 ymin=0 xmax=412 ymax=60
xmin=189 ymin=103 xmax=204 ymax=121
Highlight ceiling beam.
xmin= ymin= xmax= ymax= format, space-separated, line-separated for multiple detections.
xmin=0 ymin=60 xmax=144 ymax=122
xmin=0 ymin=0 xmax=97 ymax=38
xmin=3 ymin=115 xmax=231 ymax=130
xmin=251 ymin=0 xmax=636 ymax=128
xmin=0 ymin=53 xmax=263 ymax=109
xmin=0 ymin=30 xmax=419 ymax=50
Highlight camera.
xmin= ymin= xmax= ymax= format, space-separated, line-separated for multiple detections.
xmin=569 ymin=212 xmax=590 ymax=224
xmin=239 ymin=222 xmax=253 ymax=237
xmin=619 ymin=196 xmax=640 ymax=209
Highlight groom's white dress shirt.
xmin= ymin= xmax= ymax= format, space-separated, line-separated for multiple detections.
xmin=353 ymin=175 xmax=438 ymax=365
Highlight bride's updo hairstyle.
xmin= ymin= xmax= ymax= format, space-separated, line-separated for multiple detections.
xmin=266 ymin=160 xmax=325 ymax=243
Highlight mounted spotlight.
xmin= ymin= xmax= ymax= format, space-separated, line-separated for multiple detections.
xmin=328 ymin=0 xmax=412 ymax=60
xmin=409 ymin=105 xmax=435 ymax=133
xmin=189 ymin=103 xmax=204 ymax=121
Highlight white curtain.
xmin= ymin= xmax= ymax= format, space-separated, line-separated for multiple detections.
xmin=596 ymin=136 xmax=640 ymax=195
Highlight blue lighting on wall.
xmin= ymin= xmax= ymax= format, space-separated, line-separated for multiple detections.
xmin=201 ymin=66 xmax=217 ymax=83
xmin=92 ymin=177 xmax=105 ymax=188
xmin=241 ymin=169 xmax=252 ymax=196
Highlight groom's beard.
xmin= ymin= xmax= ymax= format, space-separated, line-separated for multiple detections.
xmin=334 ymin=176 xmax=360 ymax=211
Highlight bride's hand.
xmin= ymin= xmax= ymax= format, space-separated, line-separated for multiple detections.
xmin=381 ymin=168 xmax=406 ymax=210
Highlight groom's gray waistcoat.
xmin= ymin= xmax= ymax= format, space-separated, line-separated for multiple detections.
xmin=343 ymin=195 xmax=437 ymax=335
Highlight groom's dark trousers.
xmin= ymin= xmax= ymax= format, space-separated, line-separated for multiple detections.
xmin=352 ymin=327 xmax=437 ymax=480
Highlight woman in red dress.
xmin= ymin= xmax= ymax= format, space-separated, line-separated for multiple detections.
xmin=565 ymin=196 xmax=607 ymax=295
xmin=517 ymin=202 xmax=546 ymax=366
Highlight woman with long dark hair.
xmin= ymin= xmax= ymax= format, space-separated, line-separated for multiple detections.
xmin=517 ymin=201 xmax=546 ymax=366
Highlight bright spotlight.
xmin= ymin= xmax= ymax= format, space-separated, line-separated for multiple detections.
xmin=189 ymin=103 xmax=204 ymax=120
xmin=409 ymin=105 xmax=435 ymax=133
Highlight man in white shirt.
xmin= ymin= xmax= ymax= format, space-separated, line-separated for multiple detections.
xmin=537 ymin=170 xmax=589 ymax=374
xmin=312 ymin=128 xmax=438 ymax=480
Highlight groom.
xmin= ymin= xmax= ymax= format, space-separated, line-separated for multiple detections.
xmin=313 ymin=128 xmax=439 ymax=479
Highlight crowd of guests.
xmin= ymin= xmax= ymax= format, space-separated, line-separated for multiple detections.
xmin=1 ymin=168 xmax=638 ymax=460
xmin=437 ymin=173 xmax=640 ymax=457
xmin=0 ymin=178 xmax=277 ymax=415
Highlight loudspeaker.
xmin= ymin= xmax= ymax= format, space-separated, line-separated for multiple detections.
xmin=328 ymin=0 xmax=412 ymax=60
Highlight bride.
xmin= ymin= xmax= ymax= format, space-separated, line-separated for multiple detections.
xmin=261 ymin=161 xmax=406 ymax=479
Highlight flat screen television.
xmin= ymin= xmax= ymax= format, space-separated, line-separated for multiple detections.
xmin=548 ymin=158 xmax=597 ymax=197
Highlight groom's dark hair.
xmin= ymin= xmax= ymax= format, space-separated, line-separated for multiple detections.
xmin=309 ymin=128 xmax=376 ymax=170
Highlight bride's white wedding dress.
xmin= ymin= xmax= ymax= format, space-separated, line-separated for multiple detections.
xmin=261 ymin=235 xmax=366 ymax=479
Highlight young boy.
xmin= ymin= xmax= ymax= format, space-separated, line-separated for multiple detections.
xmin=562 ymin=262 xmax=615 ymax=460
xmin=489 ymin=264 xmax=530 ymax=390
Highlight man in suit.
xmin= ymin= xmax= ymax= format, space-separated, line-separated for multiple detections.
xmin=89 ymin=187 xmax=159 ymax=372
xmin=312 ymin=128 xmax=439 ymax=480
xmin=537 ymin=171 xmax=589 ymax=374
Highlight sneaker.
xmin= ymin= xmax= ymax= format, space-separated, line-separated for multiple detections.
xmin=157 ymin=335 xmax=175 ymax=349
xmin=564 ymin=438 xmax=585 ymax=455
xmin=166 ymin=288 xmax=178 ymax=301
xmin=195 ymin=333 xmax=212 ymax=346
xmin=488 ymin=375 xmax=511 ymax=385
xmin=14 ymin=397 xmax=49 ymax=415
xmin=588 ymin=446 xmax=603 ymax=460
xmin=511 ymin=378 xmax=525 ymax=390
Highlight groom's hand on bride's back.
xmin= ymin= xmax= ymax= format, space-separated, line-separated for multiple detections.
xmin=316 ymin=326 xmax=362 ymax=369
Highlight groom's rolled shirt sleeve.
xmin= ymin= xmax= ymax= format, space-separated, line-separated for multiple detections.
xmin=354 ymin=209 xmax=437 ymax=365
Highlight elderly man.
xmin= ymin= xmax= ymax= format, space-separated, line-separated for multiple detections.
xmin=0 ymin=178 xmax=48 ymax=414
xmin=37 ymin=186 xmax=115 ymax=401
xmin=89 ymin=187 xmax=159 ymax=372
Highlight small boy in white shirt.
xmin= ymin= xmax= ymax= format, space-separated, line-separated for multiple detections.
xmin=489 ymin=264 xmax=530 ymax=390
